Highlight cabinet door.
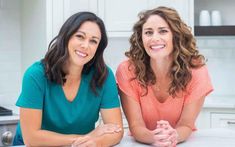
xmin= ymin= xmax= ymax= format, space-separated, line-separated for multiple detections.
xmin=152 ymin=0 xmax=193 ymax=27
xmin=47 ymin=0 xmax=97 ymax=42
xmin=98 ymin=0 xmax=153 ymax=37
xmin=98 ymin=0 xmax=193 ymax=37
xmin=46 ymin=0 xmax=68 ymax=43
xmin=211 ymin=113 xmax=235 ymax=129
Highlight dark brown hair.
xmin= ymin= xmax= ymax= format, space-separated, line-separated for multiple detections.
xmin=42 ymin=12 xmax=108 ymax=95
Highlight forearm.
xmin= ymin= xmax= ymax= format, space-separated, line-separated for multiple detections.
xmin=130 ymin=126 xmax=155 ymax=144
xmin=95 ymin=130 xmax=124 ymax=147
xmin=175 ymin=125 xmax=192 ymax=143
xmin=23 ymin=130 xmax=81 ymax=146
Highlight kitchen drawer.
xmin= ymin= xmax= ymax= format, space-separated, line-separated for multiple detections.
xmin=210 ymin=113 xmax=235 ymax=129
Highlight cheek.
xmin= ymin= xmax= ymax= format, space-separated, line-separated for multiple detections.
xmin=90 ymin=46 xmax=98 ymax=57
xmin=142 ymin=37 xmax=149 ymax=48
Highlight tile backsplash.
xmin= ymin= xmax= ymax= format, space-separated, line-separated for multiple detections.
xmin=196 ymin=36 xmax=235 ymax=96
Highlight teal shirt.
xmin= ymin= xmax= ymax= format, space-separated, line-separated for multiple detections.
xmin=14 ymin=61 xmax=120 ymax=143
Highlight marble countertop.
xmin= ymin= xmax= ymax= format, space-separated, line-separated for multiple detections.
xmin=203 ymin=95 xmax=235 ymax=109
xmin=12 ymin=128 xmax=235 ymax=147
xmin=116 ymin=128 xmax=235 ymax=147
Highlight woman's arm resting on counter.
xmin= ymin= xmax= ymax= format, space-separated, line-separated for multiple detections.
xmin=20 ymin=108 xmax=79 ymax=146
xmin=119 ymin=91 xmax=155 ymax=144
xmin=94 ymin=107 xmax=124 ymax=147
xmin=176 ymin=96 xmax=206 ymax=143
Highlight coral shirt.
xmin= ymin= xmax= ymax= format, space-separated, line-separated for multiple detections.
xmin=116 ymin=60 xmax=213 ymax=130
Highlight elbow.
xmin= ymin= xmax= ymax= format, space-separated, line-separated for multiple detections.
xmin=114 ymin=129 xmax=124 ymax=145
xmin=22 ymin=134 xmax=41 ymax=147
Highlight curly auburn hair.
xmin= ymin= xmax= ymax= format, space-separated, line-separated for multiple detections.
xmin=125 ymin=6 xmax=205 ymax=97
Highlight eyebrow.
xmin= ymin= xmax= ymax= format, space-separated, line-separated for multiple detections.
xmin=143 ymin=27 xmax=170 ymax=30
xmin=77 ymin=31 xmax=100 ymax=40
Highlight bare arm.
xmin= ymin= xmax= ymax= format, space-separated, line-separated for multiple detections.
xmin=175 ymin=96 xmax=206 ymax=143
xmin=94 ymin=107 xmax=124 ymax=147
xmin=20 ymin=108 xmax=80 ymax=146
xmin=119 ymin=90 xmax=155 ymax=144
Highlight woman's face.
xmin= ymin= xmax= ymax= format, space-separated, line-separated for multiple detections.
xmin=68 ymin=21 xmax=101 ymax=67
xmin=142 ymin=15 xmax=173 ymax=60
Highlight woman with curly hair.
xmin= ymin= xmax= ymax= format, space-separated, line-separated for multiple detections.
xmin=116 ymin=6 xmax=213 ymax=146
xmin=13 ymin=12 xmax=123 ymax=146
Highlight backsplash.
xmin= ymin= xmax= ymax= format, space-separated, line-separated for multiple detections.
xmin=196 ymin=36 xmax=235 ymax=97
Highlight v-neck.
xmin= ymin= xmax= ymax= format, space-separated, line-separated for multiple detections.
xmin=150 ymin=86 xmax=172 ymax=105
xmin=60 ymin=76 xmax=84 ymax=103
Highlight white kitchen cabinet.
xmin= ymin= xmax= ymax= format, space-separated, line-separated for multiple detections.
xmin=211 ymin=113 xmax=235 ymax=129
xmin=98 ymin=0 xmax=153 ymax=37
xmin=98 ymin=0 xmax=193 ymax=37
xmin=65 ymin=0 xmax=193 ymax=37
xmin=196 ymin=108 xmax=235 ymax=129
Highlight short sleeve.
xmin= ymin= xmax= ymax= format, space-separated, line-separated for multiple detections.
xmin=115 ymin=60 xmax=140 ymax=102
xmin=100 ymin=67 xmax=120 ymax=109
xmin=185 ymin=65 xmax=213 ymax=104
xmin=16 ymin=62 xmax=46 ymax=109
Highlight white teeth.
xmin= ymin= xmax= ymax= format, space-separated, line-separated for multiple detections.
xmin=151 ymin=45 xmax=165 ymax=50
xmin=75 ymin=50 xmax=87 ymax=57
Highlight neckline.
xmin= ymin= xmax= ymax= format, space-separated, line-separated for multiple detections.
xmin=150 ymin=86 xmax=172 ymax=104
xmin=60 ymin=75 xmax=84 ymax=103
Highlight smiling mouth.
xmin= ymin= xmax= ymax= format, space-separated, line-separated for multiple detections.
xmin=75 ymin=50 xmax=88 ymax=57
xmin=150 ymin=45 xmax=165 ymax=51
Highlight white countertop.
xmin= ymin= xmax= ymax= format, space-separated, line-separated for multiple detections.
xmin=203 ymin=95 xmax=235 ymax=108
xmin=13 ymin=128 xmax=235 ymax=147
xmin=116 ymin=128 xmax=235 ymax=147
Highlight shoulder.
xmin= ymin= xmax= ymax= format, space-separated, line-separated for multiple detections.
xmin=103 ymin=65 xmax=116 ymax=83
xmin=187 ymin=65 xmax=212 ymax=89
xmin=191 ymin=65 xmax=210 ymax=80
xmin=117 ymin=60 xmax=132 ymax=70
xmin=116 ymin=60 xmax=135 ymax=78
xmin=23 ymin=61 xmax=46 ymax=81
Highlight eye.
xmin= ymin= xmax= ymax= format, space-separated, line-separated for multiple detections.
xmin=76 ymin=34 xmax=84 ymax=39
xmin=90 ymin=39 xmax=98 ymax=45
xmin=159 ymin=29 xmax=168 ymax=34
xmin=144 ymin=31 xmax=153 ymax=36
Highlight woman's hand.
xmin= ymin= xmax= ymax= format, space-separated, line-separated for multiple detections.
xmin=89 ymin=123 xmax=122 ymax=137
xmin=152 ymin=120 xmax=178 ymax=147
xmin=151 ymin=127 xmax=172 ymax=147
xmin=72 ymin=135 xmax=96 ymax=147
xmin=72 ymin=124 xmax=121 ymax=147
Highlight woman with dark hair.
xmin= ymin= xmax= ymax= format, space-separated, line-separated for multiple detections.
xmin=13 ymin=12 xmax=123 ymax=146
xmin=116 ymin=6 xmax=213 ymax=146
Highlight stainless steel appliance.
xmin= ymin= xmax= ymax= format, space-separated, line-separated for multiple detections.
xmin=0 ymin=107 xmax=18 ymax=146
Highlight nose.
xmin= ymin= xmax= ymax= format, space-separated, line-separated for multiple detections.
xmin=80 ymin=39 xmax=89 ymax=49
xmin=152 ymin=32 xmax=161 ymax=41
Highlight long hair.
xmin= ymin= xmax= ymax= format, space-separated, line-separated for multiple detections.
xmin=126 ymin=6 xmax=205 ymax=97
xmin=42 ymin=12 xmax=108 ymax=95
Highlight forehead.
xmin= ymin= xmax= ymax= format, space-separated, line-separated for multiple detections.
xmin=78 ymin=21 xmax=101 ymax=38
xmin=143 ymin=15 xmax=169 ymax=29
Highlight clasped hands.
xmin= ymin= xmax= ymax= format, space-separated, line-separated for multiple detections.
xmin=151 ymin=120 xmax=178 ymax=147
xmin=71 ymin=124 xmax=122 ymax=147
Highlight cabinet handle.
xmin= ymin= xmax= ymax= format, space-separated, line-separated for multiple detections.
xmin=227 ymin=121 xmax=235 ymax=125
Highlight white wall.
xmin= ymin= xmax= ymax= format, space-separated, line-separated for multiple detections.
xmin=196 ymin=36 xmax=235 ymax=97
xmin=104 ymin=38 xmax=129 ymax=73
xmin=0 ymin=0 xmax=47 ymax=107
xmin=21 ymin=0 xmax=47 ymax=72
xmin=0 ymin=0 xmax=21 ymax=106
